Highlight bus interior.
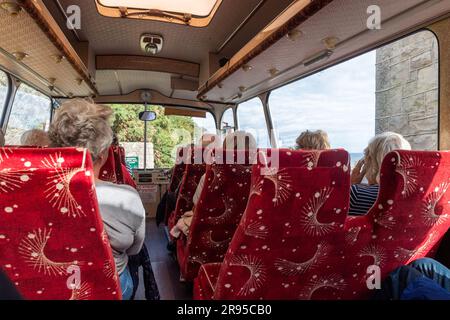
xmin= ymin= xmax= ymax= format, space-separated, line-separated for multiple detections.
xmin=1 ymin=0 xmax=450 ymax=301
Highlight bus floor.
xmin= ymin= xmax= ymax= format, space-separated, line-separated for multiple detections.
xmin=134 ymin=219 xmax=193 ymax=300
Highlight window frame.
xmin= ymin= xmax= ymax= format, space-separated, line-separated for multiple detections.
xmin=0 ymin=68 xmax=13 ymax=130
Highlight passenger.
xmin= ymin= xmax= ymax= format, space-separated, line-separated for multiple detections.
xmin=0 ymin=129 xmax=5 ymax=147
xmin=20 ymin=129 xmax=50 ymax=146
xmin=170 ymin=131 xmax=256 ymax=239
xmin=349 ymin=132 xmax=411 ymax=215
xmin=48 ymin=98 xmax=145 ymax=300
xmin=374 ymin=258 xmax=450 ymax=300
xmin=295 ymin=129 xmax=331 ymax=150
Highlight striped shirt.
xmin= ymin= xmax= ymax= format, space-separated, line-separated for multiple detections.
xmin=349 ymin=184 xmax=379 ymax=215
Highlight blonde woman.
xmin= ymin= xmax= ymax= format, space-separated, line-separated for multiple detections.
xmin=350 ymin=132 xmax=411 ymax=215
xmin=20 ymin=129 xmax=50 ymax=146
xmin=48 ymin=99 xmax=145 ymax=299
xmin=296 ymin=130 xmax=331 ymax=150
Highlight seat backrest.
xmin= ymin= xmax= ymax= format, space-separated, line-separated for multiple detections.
xmin=212 ymin=150 xmax=450 ymax=300
xmin=180 ymin=150 xmax=253 ymax=280
xmin=112 ymin=146 xmax=124 ymax=184
xmin=99 ymin=147 xmax=117 ymax=184
xmin=168 ymin=146 xmax=189 ymax=193
xmin=0 ymin=147 xmax=121 ymax=300
xmin=343 ymin=150 xmax=450 ymax=299
xmin=212 ymin=149 xmax=351 ymax=299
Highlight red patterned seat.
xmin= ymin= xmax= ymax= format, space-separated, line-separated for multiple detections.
xmin=0 ymin=147 xmax=121 ymax=300
xmin=168 ymin=146 xmax=190 ymax=193
xmin=99 ymin=147 xmax=117 ymax=184
xmin=177 ymin=150 xmax=254 ymax=281
xmin=194 ymin=150 xmax=450 ymax=300
xmin=167 ymin=147 xmax=207 ymax=238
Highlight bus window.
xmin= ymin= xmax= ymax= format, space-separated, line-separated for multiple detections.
xmin=221 ymin=108 xmax=234 ymax=133
xmin=5 ymin=83 xmax=51 ymax=145
xmin=110 ymin=104 xmax=217 ymax=169
xmin=193 ymin=112 xmax=217 ymax=139
xmin=268 ymin=30 xmax=438 ymax=164
xmin=0 ymin=70 xmax=8 ymax=119
xmin=237 ymin=98 xmax=270 ymax=147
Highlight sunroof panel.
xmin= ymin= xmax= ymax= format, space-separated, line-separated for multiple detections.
xmin=98 ymin=0 xmax=219 ymax=17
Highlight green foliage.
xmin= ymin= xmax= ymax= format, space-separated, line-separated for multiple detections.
xmin=110 ymin=104 xmax=197 ymax=168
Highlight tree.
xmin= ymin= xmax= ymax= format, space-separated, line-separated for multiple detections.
xmin=110 ymin=104 xmax=198 ymax=168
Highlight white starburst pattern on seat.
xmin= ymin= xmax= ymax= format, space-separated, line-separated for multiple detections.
xmin=189 ymin=254 xmax=208 ymax=266
xmin=0 ymin=168 xmax=32 ymax=194
xmin=207 ymin=198 xmax=235 ymax=225
xmin=250 ymin=167 xmax=292 ymax=206
xmin=300 ymin=151 xmax=321 ymax=170
xmin=208 ymin=166 xmax=225 ymax=191
xmin=298 ymin=274 xmax=346 ymax=299
xmin=103 ymin=260 xmax=117 ymax=280
xmin=274 ymin=242 xmax=330 ymax=276
xmin=373 ymin=208 xmax=396 ymax=230
xmin=394 ymin=231 xmax=440 ymax=261
xmin=201 ymin=230 xmax=232 ymax=249
xmin=229 ymin=255 xmax=266 ymax=296
xmin=299 ymin=187 xmax=335 ymax=236
xmin=358 ymin=244 xmax=387 ymax=267
xmin=18 ymin=228 xmax=76 ymax=276
xmin=69 ymin=281 xmax=92 ymax=300
xmin=100 ymin=170 xmax=117 ymax=183
xmin=244 ymin=221 xmax=269 ymax=240
xmin=0 ymin=148 xmax=13 ymax=164
xmin=395 ymin=154 xmax=423 ymax=198
xmin=422 ymin=183 xmax=449 ymax=226
xmin=42 ymin=153 xmax=85 ymax=218
xmin=345 ymin=227 xmax=361 ymax=244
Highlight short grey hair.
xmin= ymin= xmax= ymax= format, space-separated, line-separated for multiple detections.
xmin=48 ymin=99 xmax=113 ymax=162
xmin=20 ymin=129 xmax=50 ymax=146
xmin=364 ymin=132 xmax=411 ymax=183
xmin=223 ymin=130 xmax=257 ymax=151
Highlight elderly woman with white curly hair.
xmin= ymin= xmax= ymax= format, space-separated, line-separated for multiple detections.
xmin=349 ymin=131 xmax=411 ymax=215
xmin=48 ymin=99 xmax=145 ymax=300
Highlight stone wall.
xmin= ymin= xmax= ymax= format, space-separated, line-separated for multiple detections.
xmin=121 ymin=142 xmax=155 ymax=169
xmin=375 ymin=30 xmax=439 ymax=150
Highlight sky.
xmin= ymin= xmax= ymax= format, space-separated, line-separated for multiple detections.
xmin=236 ymin=50 xmax=377 ymax=153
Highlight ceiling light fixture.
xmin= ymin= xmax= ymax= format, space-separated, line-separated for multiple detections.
xmin=0 ymin=1 xmax=22 ymax=16
xmin=140 ymin=34 xmax=164 ymax=55
xmin=322 ymin=36 xmax=340 ymax=50
xmin=50 ymin=54 xmax=65 ymax=64
xmin=11 ymin=51 xmax=28 ymax=61
xmin=287 ymin=29 xmax=303 ymax=41
xmin=48 ymin=77 xmax=56 ymax=91
xmin=268 ymin=68 xmax=279 ymax=77
xmin=242 ymin=64 xmax=252 ymax=72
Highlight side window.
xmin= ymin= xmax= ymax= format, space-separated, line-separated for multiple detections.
xmin=0 ymin=70 xmax=9 ymax=120
xmin=268 ymin=30 xmax=439 ymax=164
xmin=193 ymin=112 xmax=217 ymax=140
xmin=5 ymin=83 xmax=51 ymax=145
xmin=237 ymin=98 xmax=270 ymax=147
xmin=221 ymin=108 xmax=234 ymax=133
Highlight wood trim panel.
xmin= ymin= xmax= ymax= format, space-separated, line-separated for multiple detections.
xmin=96 ymin=55 xmax=200 ymax=78
xmin=198 ymin=0 xmax=335 ymax=98
xmin=164 ymin=107 xmax=206 ymax=118
xmin=18 ymin=0 xmax=98 ymax=95
xmin=428 ymin=18 xmax=450 ymax=150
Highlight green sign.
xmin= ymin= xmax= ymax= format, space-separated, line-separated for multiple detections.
xmin=125 ymin=156 xmax=139 ymax=170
